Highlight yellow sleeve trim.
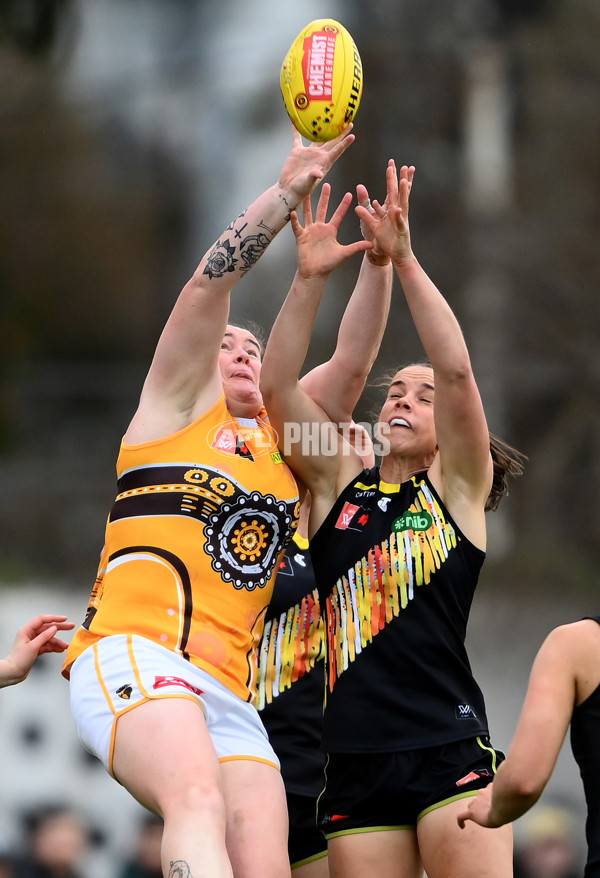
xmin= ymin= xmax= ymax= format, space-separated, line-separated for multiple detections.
xmin=293 ymin=532 xmax=309 ymax=551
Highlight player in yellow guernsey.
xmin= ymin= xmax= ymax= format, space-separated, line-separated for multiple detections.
xmin=61 ymin=129 xmax=356 ymax=878
xmin=62 ymin=127 xmax=393 ymax=878
xmin=65 ymin=395 xmax=299 ymax=703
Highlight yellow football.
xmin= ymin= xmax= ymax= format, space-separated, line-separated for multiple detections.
xmin=280 ymin=19 xmax=363 ymax=142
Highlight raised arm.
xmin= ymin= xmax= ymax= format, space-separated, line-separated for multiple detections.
xmin=457 ymin=623 xmax=584 ymax=829
xmin=261 ymin=184 xmax=370 ymax=527
xmin=126 ymin=127 xmax=356 ymax=444
xmin=300 ymin=184 xmax=393 ymax=425
xmin=357 ymin=162 xmax=492 ymax=523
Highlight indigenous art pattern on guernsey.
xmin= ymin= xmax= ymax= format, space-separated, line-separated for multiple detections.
xmin=256 ymin=587 xmax=325 ymax=709
xmin=326 ymin=480 xmax=458 ymax=690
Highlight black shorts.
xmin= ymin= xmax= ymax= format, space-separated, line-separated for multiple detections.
xmin=287 ymin=791 xmax=328 ymax=868
xmin=318 ymin=736 xmax=505 ymax=836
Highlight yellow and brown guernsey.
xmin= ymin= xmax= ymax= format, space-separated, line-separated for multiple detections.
xmin=63 ymin=396 xmax=299 ymax=703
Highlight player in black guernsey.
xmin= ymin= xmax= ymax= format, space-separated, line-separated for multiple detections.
xmin=258 ymin=185 xmax=393 ymax=876
xmin=258 ymin=429 xmax=376 ymax=878
xmin=258 ymin=521 xmax=327 ymax=874
xmin=459 ymin=615 xmax=600 ymax=877
xmin=261 ymin=166 xmax=525 ymax=878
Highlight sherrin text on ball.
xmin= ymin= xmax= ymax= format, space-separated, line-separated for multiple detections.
xmin=280 ymin=19 xmax=363 ymax=142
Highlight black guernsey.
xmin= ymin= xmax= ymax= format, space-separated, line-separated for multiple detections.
xmin=310 ymin=467 xmax=489 ymax=753
xmin=258 ymin=534 xmax=326 ymax=797
xmin=570 ymin=614 xmax=600 ymax=877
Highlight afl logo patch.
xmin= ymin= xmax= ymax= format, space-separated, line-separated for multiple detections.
xmin=116 ymin=684 xmax=133 ymax=700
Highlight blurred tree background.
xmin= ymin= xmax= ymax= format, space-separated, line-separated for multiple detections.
xmin=1 ymin=0 xmax=599 ymax=598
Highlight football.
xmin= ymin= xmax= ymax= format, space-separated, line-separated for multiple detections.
xmin=280 ymin=19 xmax=363 ymax=142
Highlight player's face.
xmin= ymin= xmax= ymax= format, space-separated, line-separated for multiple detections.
xmin=378 ymin=366 xmax=437 ymax=460
xmin=219 ymin=325 xmax=263 ymax=413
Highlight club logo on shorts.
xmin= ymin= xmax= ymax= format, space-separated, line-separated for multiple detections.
xmin=456 ymin=768 xmax=492 ymax=787
xmin=116 ymin=684 xmax=133 ymax=700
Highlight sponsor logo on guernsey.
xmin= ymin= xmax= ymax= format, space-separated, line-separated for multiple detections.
xmin=335 ymin=502 xmax=370 ymax=531
xmin=270 ymin=451 xmax=283 ymax=464
xmin=235 ymin=435 xmax=254 ymax=460
xmin=212 ymin=425 xmax=237 ymax=454
xmin=116 ymin=684 xmax=133 ymax=700
xmin=153 ymin=676 xmax=204 ymax=696
xmin=378 ymin=497 xmax=391 ymax=511
xmin=335 ymin=501 xmax=360 ymax=530
xmin=277 ymin=555 xmax=292 ymax=576
xmin=456 ymin=768 xmax=492 ymax=787
xmin=392 ymin=510 xmax=433 ymax=532
xmin=208 ymin=419 xmax=278 ymax=459
xmin=456 ymin=703 xmax=477 ymax=720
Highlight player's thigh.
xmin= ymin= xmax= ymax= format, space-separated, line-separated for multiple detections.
xmin=113 ymin=696 xmax=223 ymax=816
xmin=328 ymin=829 xmax=422 ymax=878
xmin=220 ymin=758 xmax=291 ymax=878
xmin=294 ymin=854 xmax=330 ymax=878
xmin=418 ymin=797 xmax=513 ymax=878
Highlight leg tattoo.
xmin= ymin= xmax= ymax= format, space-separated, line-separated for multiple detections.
xmin=169 ymin=860 xmax=192 ymax=878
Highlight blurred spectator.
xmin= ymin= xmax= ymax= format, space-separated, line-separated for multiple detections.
xmin=117 ymin=813 xmax=163 ymax=878
xmin=12 ymin=804 xmax=88 ymax=878
xmin=513 ymin=806 xmax=580 ymax=878
xmin=0 ymin=853 xmax=15 ymax=878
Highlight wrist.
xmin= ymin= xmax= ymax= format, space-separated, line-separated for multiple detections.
xmin=296 ymin=268 xmax=330 ymax=285
xmin=365 ymin=250 xmax=391 ymax=267
xmin=274 ymin=181 xmax=301 ymax=215
xmin=0 ymin=658 xmax=21 ymax=687
xmin=392 ymin=252 xmax=418 ymax=272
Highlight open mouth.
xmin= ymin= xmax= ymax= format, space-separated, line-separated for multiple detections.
xmin=390 ymin=418 xmax=411 ymax=428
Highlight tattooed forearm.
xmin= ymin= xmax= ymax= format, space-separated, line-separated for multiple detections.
xmin=240 ymin=230 xmax=271 ymax=272
xmin=203 ymin=239 xmax=237 ymax=279
xmin=169 ymin=860 xmax=192 ymax=878
xmin=203 ymin=218 xmax=276 ymax=279
xmin=278 ymin=190 xmax=293 ymax=220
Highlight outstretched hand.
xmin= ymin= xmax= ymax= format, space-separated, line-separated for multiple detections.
xmin=278 ymin=126 xmax=356 ymax=210
xmin=0 ymin=614 xmax=75 ymax=687
xmin=355 ymin=161 xmax=415 ymax=266
xmin=291 ymin=183 xmax=372 ymax=279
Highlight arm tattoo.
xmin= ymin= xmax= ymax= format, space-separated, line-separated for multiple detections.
xmin=239 ymin=230 xmax=271 ymax=272
xmin=203 ymin=239 xmax=237 ymax=279
xmin=278 ymin=190 xmax=292 ymax=221
xmin=169 ymin=861 xmax=192 ymax=878
xmin=203 ymin=217 xmax=275 ymax=279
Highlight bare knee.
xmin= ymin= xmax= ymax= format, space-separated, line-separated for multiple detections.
xmin=161 ymin=777 xmax=227 ymax=826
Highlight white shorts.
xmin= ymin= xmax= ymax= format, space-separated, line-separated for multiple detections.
xmin=69 ymin=634 xmax=279 ymax=776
